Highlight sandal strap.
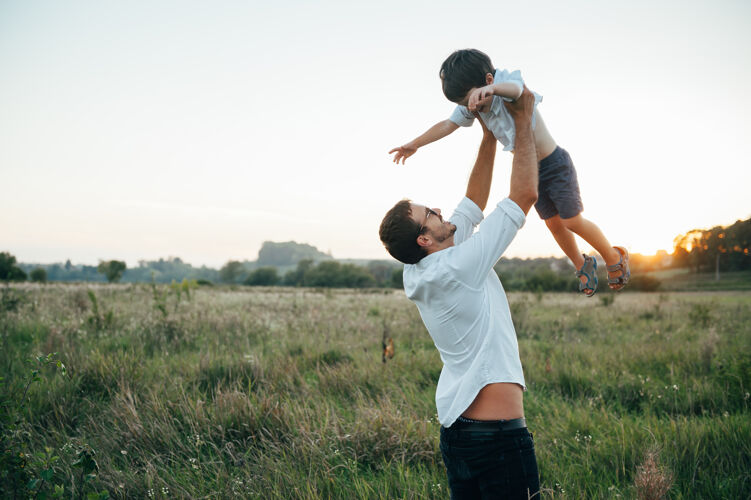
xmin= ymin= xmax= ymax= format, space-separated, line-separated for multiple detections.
xmin=607 ymin=247 xmax=631 ymax=287
xmin=576 ymin=254 xmax=598 ymax=294
xmin=607 ymin=246 xmax=629 ymax=272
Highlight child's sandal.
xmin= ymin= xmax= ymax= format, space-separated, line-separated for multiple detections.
xmin=576 ymin=254 xmax=598 ymax=297
xmin=607 ymin=246 xmax=630 ymax=291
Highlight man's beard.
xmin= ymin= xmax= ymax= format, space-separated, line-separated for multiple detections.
xmin=431 ymin=223 xmax=456 ymax=244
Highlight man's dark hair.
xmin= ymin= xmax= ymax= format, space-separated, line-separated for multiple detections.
xmin=379 ymin=199 xmax=427 ymax=265
xmin=439 ymin=49 xmax=494 ymax=103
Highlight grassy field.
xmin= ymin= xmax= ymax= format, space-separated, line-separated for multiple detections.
xmin=1 ymin=283 xmax=750 ymax=499
xmin=650 ymin=269 xmax=751 ymax=291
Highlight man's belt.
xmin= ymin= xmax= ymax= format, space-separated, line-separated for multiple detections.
xmin=453 ymin=416 xmax=527 ymax=432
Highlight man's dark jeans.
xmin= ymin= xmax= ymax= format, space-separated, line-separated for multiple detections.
xmin=440 ymin=419 xmax=540 ymax=499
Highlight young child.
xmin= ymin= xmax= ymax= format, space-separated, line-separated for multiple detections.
xmin=389 ymin=48 xmax=629 ymax=295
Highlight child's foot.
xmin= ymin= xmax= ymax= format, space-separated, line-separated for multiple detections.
xmin=576 ymin=254 xmax=597 ymax=297
xmin=607 ymin=246 xmax=630 ymax=290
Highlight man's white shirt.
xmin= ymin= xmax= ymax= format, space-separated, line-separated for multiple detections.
xmin=403 ymin=196 xmax=527 ymax=427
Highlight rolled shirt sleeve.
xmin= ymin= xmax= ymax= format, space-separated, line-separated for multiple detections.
xmin=448 ymin=197 xmax=484 ymax=245
xmin=498 ymin=70 xmax=524 ymax=99
xmin=447 ymin=198 xmax=526 ymax=288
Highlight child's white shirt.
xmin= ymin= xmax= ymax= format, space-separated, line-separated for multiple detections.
xmin=448 ymin=69 xmax=543 ymax=152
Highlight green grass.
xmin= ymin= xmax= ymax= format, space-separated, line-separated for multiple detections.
xmin=1 ymin=284 xmax=750 ymax=498
xmin=651 ymin=269 xmax=751 ymax=291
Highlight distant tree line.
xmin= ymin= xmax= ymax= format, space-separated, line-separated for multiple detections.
xmin=0 ymin=250 xmax=640 ymax=291
xmin=5 ymin=217 xmax=749 ymax=290
xmin=494 ymin=257 xmax=578 ymax=292
xmin=17 ymin=257 xmax=220 ymax=284
xmin=672 ymin=217 xmax=751 ymax=273
xmin=222 ymin=259 xmax=403 ymax=289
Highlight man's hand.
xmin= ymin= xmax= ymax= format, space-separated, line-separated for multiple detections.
xmin=503 ymin=86 xmax=535 ymax=126
xmin=467 ymin=84 xmax=495 ymax=112
xmin=389 ymin=144 xmax=418 ymax=164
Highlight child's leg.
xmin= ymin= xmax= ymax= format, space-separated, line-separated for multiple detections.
xmin=545 ymin=216 xmax=585 ymax=270
xmin=538 ymin=147 xmax=625 ymax=285
xmin=560 ymin=214 xmax=622 ymax=274
xmin=545 ymin=216 xmax=598 ymax=293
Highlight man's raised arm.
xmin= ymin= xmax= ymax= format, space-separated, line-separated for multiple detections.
xmin=506 ymin=88 xmax=538 ymax=215
xmin=465 ymin=115 xmax=497 ymax=211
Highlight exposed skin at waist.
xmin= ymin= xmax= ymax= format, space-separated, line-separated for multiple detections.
xmin=461 ymin=382 xmax=525 ymax=421
xmin=532 ymin=110 xmax=557 ymax=161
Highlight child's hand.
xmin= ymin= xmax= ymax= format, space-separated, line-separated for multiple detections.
xmin=467 ymin=85 xmax=495 ymax=111
xmin=388 ymin=144 xmax=418 ymax=165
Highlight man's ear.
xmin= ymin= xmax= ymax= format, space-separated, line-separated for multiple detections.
xmin=485 ymin=73 xmax=494 ymax=85
xmin=416 ymin=234 xmax=432 ymax=249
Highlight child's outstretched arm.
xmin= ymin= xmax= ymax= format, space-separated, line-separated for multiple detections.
xmin=389 ymin=119 xmax=459 ymax=164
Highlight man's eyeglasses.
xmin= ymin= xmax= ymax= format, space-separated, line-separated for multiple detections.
xmin=419 ymin=208 xmax=439 ymax=234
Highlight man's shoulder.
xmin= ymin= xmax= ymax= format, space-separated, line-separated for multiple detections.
xmin=404 ymin=252 xmax=458 ymax=282
xmin=406 ymin=248 xmax=472 ymax=281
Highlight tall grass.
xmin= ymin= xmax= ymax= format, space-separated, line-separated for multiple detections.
xmin=1 ymin=284 xmax=749 ymax=498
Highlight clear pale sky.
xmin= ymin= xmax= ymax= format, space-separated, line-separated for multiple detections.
xmin=2 ymin=0 xmax=750 ymax=267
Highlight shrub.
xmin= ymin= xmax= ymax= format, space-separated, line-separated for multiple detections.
xmin=600 ymin=293 xmax=616 ymax=307
xmin=0 ymin=252 xmax=27 ymax=282
xmin=219 ymin=260 xmax=247 ymax=284
xmin=688 ymin=303 xmax=713 ymax=327
xmin=303 ymin=261 xmax=375 ymax=288
xmin=390 ymin=268 xmax=404 ymax=289
xmin=30 ymin=267 xmax=47 ymax=283
xmin=628 ymin=274 xmax=662 ymax=292
xmin=245 ymin=267 xmax=280 ymax=286
xmin=97 ymin=260 xmax=126 ymax=283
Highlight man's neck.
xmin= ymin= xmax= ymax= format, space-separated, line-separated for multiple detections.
xmin=425 ymin=235 xmax=455 ymax=256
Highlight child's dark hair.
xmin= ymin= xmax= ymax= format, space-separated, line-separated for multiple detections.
xmin=439 ymin=49 xmax=494 ymax=103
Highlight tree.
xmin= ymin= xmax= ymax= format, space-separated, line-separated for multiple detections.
xmin=390 ymin=268 xmax=404 ymax=289
xmin=219 ymin=260 xmax=246 ymax=284
xmin=303 ymin=261 xmax=375 ymax=288
xmin=672 ymin=218 xmax=751 ymax=273
xmin=245 ymin=267 xmax=280 ymax=286
xmin=97 ymin=260 xmax=127 ymax=283
xmin=0 ymin=252 xmax=27 ymax=282
xmin=367 ymin=260 xmax=401 ymax=287
xmin=29 ymin=268 xmax=47 ymax=283
xmin=283 ymin=259 xmax=313 ymax=286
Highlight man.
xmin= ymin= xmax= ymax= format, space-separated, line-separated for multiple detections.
xmin=379 ymin=87 xmax=540 ymax=499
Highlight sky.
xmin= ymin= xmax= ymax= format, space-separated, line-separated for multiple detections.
xmin=1 ymin=0 xmax=750 ymax=268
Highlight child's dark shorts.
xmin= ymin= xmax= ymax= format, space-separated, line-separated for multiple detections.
xmin=535 ymin=146 xmax=583 ymax=220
